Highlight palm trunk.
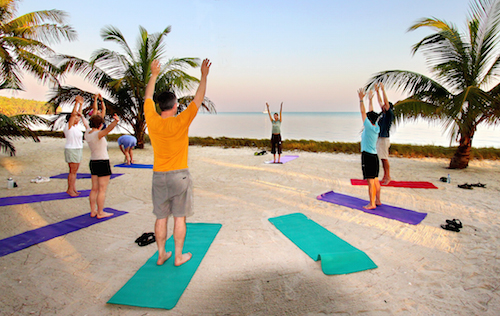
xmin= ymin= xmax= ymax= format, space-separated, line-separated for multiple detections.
xmin=449 ymin=133 xmax=472 ymax=169
xmin=133 ymin=119 xmax=146 ymax=149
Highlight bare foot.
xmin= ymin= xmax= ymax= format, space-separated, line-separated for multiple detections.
xmin=157 ymin=251 xmax=172 ymax=266
xmin=90 ymin=212 xmax=97 ymax=218
xmin=376 ymin=199 xmax=382 ymax=206
xmin=363 ymin=204 xmax=377 ymax=210
xmin=174 ymin=253 xmax=192 ymax=266
xmin=96 ymin=211 xmax=114 ymax=219
xmin=382 ymin=178 xmax=392 ymax=185
xmin=67 ymin=190 xmax=79 ymax=197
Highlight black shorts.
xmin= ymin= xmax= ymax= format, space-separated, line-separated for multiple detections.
xmin=271 ymin=134 xmax=282 ymax=155
xmin=361 ymin=152 xmax=379 ymax=179
xmin=89 ymin=160 xmax=112 ymax=177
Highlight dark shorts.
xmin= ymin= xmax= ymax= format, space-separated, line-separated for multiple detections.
xmin=361 ymin=152 xmax=379 ymax=179
xmin=89 ymin=160 xmax=112 ymax=177
xmin=271 ymin=134 xmax=282 ymax=155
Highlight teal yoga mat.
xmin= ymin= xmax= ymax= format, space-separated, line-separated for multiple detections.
xmin=269 ymin=213 xmax=377 ymax=275
xmin=107 ymin=223 xmax=222 ymax=309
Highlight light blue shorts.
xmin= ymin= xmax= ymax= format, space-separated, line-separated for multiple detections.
xmin=65 ymin=148 xmax=82 ymax=163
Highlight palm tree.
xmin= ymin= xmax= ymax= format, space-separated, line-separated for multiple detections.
xmin=0 ymin=0 xmax=77 ymax=91
xmin=48 ymin=25 xmax=215 ymax=148
xmin=0 ymin=114 xmax=49 ymax=156
xmin=367 ymin=0 xmax=500 ymax=169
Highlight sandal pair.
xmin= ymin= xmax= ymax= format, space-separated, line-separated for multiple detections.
xmin=135 ymin=232 xmax=155 ymax=246
xmin=441 ymin=219 xmax=462 ymax=232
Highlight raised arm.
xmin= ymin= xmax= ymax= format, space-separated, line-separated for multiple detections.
xmin=374 ymin=83 xmax=384 ymax=110
xmin=99 ymin=94 xmax=106 ymax=118
xmin=358 ymin=88 xmax=367 ymax=122
xmin=367 ymin=90 xmax=374 ymax=112
xmin=380 ymin=82 xmax=390 ymax=111
xmin=145 ymin=60 xmax=161 ymax=100
xmin=68 ymin=96 xmax=83 ymax=129
xmin=98 ymin=113 xmax=120 ymax=139
xmin=266 ymin=103 xmax=273 ymax=122
xmin=92 ymin=94 xmax=99 ymax=115
xmin=192 ymin=59 xmax=211 ymax=108
xmin=279 ymin=102 xmax=283 ymax=122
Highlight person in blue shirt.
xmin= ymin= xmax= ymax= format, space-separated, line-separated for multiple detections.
xmin=375 ymin=83 xmax=395 ymax=185
xmin=358 ymin=88 xmax=381 ymax=209
xmin=117 ymin=135 xmax=137 ymax=165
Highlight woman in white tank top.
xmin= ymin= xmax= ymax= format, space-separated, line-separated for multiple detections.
xmin=63 ymin=96 xmax=84 ymax=197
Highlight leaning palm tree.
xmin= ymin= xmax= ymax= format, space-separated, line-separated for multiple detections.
xmin=48 ymin=25 xmax=215 ymax=148
xmin=0 ymin=114 xmax=49 ymax=156
xmin=0 ymin=0 xmax=76 ymax=90
xmin=367 ymin=0 xmax=500 ymax=169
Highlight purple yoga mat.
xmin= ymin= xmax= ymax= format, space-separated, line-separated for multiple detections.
xmin=0 ymin=208 xmax=128 ymax=257
xmin=265 ymin=155 xmax=299 ymax=164
xmin=0 ymin=190 xmax=91 ymax=207
xmin=317 ymin=191 xmax=427 ymax=225
xmin=50 ymin=173 xmax=123 ymax=179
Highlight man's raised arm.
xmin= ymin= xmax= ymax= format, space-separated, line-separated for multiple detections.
xmin=192 ymin=59 xmax=211 ymax=108
xmin=145 ymin=60 xmax=161 ymax=101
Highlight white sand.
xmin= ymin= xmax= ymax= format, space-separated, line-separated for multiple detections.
xmin=0 ymin=137 xmax=499 ymax=315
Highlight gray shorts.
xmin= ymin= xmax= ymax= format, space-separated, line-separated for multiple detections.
xmin=152 ymin=169 xmax=193 ymax=219
xmin=377 ymin=137 xmax=390 ymax=160
xmin=65 ymin=148 xmax=82 ymax=163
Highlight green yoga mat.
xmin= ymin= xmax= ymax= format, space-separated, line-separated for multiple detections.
xmin=107 ymin=223 xmax=222 ymax=309
xmin=269 ymin=213 xmax=377 ymax=275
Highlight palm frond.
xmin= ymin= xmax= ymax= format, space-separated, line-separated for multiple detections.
xmin=177 ymin=96 xmax=216 ymax=114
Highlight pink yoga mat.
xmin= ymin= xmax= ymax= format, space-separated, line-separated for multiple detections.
xmin=350 ymin=179 xmax=438 ymax=189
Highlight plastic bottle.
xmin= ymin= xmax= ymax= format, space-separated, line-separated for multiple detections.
xmin=447 ymin=174 xmax=451 ymax=184
xmin=7 ymin=177 xmax=14 ymax=189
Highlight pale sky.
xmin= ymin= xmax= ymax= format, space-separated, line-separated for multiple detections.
xmin=1 ymin=0 xmax=473 ymax=112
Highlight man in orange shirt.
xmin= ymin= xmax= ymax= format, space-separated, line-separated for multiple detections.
xmin=144 ymin=58 xmax=211 ymax=266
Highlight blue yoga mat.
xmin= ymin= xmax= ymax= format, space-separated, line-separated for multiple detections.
xmin=0 ymin=190 xmax=91 ymax=207
xmin=0 ymin=208 xmax=127 ymax=257
xmin=50 ymin=173 xmax=123 ymax=179
xmin=113 ymin=163 xmax=153 ymax=169
xmin=269 ymin=213 xmax=377 ymax=275
xmin=317 ymin=191 xmax=427 ymax=225
xmin=108 ymin=223 xmax=222 ymax=310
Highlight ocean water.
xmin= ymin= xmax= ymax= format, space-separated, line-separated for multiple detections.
xmin=188 ymin=112 xmax=499 ymax=148
xmin=39 ymin=112 xmax=499 ymax=148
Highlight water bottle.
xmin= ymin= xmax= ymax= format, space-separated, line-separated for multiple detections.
xmin=7 ymin=177 xmax=14 ymax=189
xmin=447 ymin=174 xmax=451 ymax=184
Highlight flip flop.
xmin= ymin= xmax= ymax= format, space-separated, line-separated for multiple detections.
xmin=439 ymin=177 xmax=448 ymax=183
xmin=458 ymin=183 xmax=473 ymax=189
xmin=446 ymin=219 xmax=463 ymax=229
xmin=135 ymin=232 xmax=153 ymax=244
xmin=441 ymin=223 xmax=460 ymax=232
xmin=470 ymin=182 xmax=486 ymax=188
xmin=138 ymin=233 xmax=156 ymax=246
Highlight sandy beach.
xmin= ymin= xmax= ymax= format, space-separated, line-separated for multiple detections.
xmin=1 ymin=137 xmax=499 ymax=315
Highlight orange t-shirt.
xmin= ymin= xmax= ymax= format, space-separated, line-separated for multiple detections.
xmin=144 ymin=98 xmax=198 ymax=172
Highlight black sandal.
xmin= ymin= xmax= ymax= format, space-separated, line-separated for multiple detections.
xmin=441 ymin=223 xmax=460 ymax=232
xmin=446 ymin=219 xmax=463 ymax=229
xmin=470 ymin=182 xmax=486 ymax=188
xmin=135 ymin=232 xmax=154 ymax=244
xmin=138 ymin=233 xmax=156 ymax=246
xmin=458 ymin=183 xmax=473 ymax=189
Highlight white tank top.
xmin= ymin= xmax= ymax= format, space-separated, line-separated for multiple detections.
xmin=63 ymin=123 xmax=83 ymax=149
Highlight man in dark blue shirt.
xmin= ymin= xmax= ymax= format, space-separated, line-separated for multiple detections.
xmin=375 ymin=83 xmax=395 ymax=185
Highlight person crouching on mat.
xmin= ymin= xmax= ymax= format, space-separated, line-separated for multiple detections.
xmin=357 ymin=88 xmax=381 ymax=210
xmin=266 ymin=102 xmax=283 ymax=163
xmin=82 ymin=113 xmax=120 ymax=218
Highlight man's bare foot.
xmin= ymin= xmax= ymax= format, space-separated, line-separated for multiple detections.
xmin=96 ymin=211 xmax=114 ymax=219
xmin=174 ymin=253 xmax=192 ymax=266
xmin=363 ymin=204 xmax=377 ymax=210
xmin=157 ymin=251 xmax=172 ymax=266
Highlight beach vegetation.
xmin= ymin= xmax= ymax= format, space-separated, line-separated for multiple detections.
xmin=0 ymin=0 xmax=76 ymax=91
xmin=0 ymin=96 xmax=47 ymax=115
xmin=0 ymin=114 xmax=49 ymax=155
xmin=367 ymin=0 xmax=500 ymax=169
xmin=46 ymin=25 xmax=215 ymax=148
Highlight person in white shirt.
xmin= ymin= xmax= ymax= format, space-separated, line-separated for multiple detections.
xmin=63 ymin=96 xmax=84 ymax=197
xmin=82 ymin=112 xmax=119 ymax=218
